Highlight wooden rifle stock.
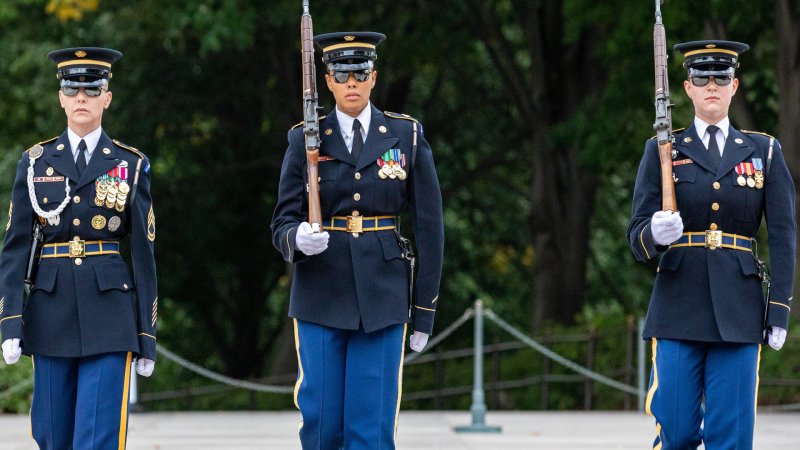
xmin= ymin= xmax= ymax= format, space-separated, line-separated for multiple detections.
xmin=301 ymin=2 xmax=322 ymax=229
xmin=653 ymin=0 xmax=676 ymax=211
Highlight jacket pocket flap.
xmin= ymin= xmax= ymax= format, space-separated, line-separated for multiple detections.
xmin=94 ymin=261 xmax=135 ymax=292
xmin=658 ymin=249 xmax=685 ymax=272
xmin=735 ymin=251 xmax=760 ymax=277
xmin=378 ymin=233 xmax=403 ymax=261
xmin=32 ymin=262 xmax=59 ymax=293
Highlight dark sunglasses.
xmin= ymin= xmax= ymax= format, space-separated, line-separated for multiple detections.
xmin=690 ymin=75 xmax=733 ymax=87
xmin=61 ymin=86 xmax=105 ymax=97
xmin=331 ymin=70 xmax=372 ymax=84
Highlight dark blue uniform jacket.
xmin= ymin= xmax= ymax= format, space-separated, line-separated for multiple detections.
xmin=628 ymin=124 xmax=796 ymax=343
xmin=0 ymin=130 xmax=158 ymax=360
xmin=271 ymin=105 xmax=444 ymax=334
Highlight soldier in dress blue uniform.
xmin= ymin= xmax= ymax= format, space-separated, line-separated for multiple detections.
xmin=628 ymin=40 xmax=796 ymax=449
xmin=0 ymin=47 xmax=158 ymax=449
xmin=271 ymin=31 xmax=444 ymax=449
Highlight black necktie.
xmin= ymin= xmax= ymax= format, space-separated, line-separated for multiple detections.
xmin=76 ymin=139 xmax=88 ymax=176
xmin=707 ymin=125 xmax=722 ymax=168
xmin=352 ymin=119 xmax=364 ymax=163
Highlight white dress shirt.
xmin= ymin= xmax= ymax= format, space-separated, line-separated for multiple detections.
xmin=67 ymin=126 xmax=103 ymax=165
xmin=335 ymin=103 xmax=371 ymax=153
xmin=694 ymin=116 xmax=729 ymax=157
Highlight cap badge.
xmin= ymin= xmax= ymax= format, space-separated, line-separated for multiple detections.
xmin=706 ymin=44 xmax=716 ymax=49
xmin=344 ymin=35 xmax=356 ymax=41
xmin=75 ymin=50 xmax=87 ymax=57
xmin=325 ymin=128 xmax=333 ymax=136
xmin=379 ymin=125 xmax=387 ymax=134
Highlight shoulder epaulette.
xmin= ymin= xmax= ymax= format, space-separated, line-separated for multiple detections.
xmin=290 ymin=115 xmax=327 ymax=130
xmin=741 ymin=130 xmax=775 ymax=139
xmin=24 ymin=136 xmax=58 ymax=155
xmin=384 ymin=111 xmax=418 ymax=122
xmin=648 ymin=128 xmax=687 ymax=141
xmin=113 ymin=139 xmax=146 ymax=159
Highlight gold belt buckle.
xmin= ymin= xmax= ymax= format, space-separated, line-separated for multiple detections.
xmin=705 ymin=230 xmax=722 ymax=250
xmin=346 ymin=215 xmax=363 ymax=234
xmin=69 ymin=240 xmax=86 ymax=258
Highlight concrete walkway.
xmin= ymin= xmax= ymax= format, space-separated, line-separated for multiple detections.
xmin=0 ymin=411 xmax=797 ymax=449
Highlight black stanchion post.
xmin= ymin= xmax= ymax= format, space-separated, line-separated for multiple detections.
xmin=455 ymin=299 xmax=502 ymax=433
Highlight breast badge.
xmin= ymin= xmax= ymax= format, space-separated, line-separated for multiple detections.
xmin=377 ymin=149 xmax=407 ymax=180
xmin=91 ymin=215 xmax=107 ymax=230
xmin=108 ymin=216 xmax=121 ymax=232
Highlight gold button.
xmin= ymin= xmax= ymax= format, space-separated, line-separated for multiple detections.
xmin=352 ymin=210 xmax=360 ymax=217
xmin=43 ymin=197 xmax=49 ymax=203
xmin=74 ymin=196 xmax=81 ymax=204
xmin=352 ymin=232 xmax=360 ymax=238
xmin=355 ymin=172 xmax=361 ymax=180
xmin=123 ymin=284 xmax=129 ymax=290
xmin=711 ymin=203 xmax=720 ymax=211
xmin=713 ymin=182 xmax=721 ymax=190
xmin=354 ymin=193 xmax=361 ymax=201
xmin=74 ymin=258 xmax=83 ymax=266
xmin=710 ymin=223 xmax=718 ymax=230
xmin=73 ymin=236 xmax=81 ymax=241
xmin=73 ymin=219 xmax=81 ymax=226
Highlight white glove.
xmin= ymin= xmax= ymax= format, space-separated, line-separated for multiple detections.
xmin=650 ymin=211 xmax=684 ymax=246
xmin=767 ymin=326 xmax=787 ymax=351
xmin=136 ymin=358 xmax=155 ymax=377
xmin=409 ymin=332 xmax=429 ymax=352
xmin=2 ymin=338 xmax=22 ymax=365
xmin=295 ymin=222 xmax=330 ymax=255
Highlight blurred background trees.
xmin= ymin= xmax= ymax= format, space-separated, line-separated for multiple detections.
xmin=1 ymin=0 xmax=797 ymax=410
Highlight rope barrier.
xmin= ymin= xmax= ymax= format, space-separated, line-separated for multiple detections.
xmin=404 ymin=307 xmax=474 ymax=363
xmin=483 ymin=308 xmax=640 ymax=396
xmin=155 ymin=345 xmax=294 ymax=394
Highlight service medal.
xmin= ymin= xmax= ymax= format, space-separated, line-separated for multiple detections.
xmin=735 ymin=163 xmax=747 ymax=186
xmin=754 ymin=173 xmax=764 ymax=189
xmin=744 ymin=162 xmax=755 ymax=188
xmin=118 ymin=181 xmax=130 ymax=195
xmin=752 ymin=158 xmax=764 ymax=189
xmin=91 ymin=215 xmax=107 ymax=230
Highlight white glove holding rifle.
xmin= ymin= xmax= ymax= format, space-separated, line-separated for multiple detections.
xmin=651 ymin=210 xmax=683 ymax=246
xmin=295 ymin=222 xmax=329 ymax=255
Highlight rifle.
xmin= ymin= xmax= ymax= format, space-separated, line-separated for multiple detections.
xmin=301 ymin=0 xmax=322 ymax=232
xmin=653 ymin=0 xmax=676 ymax=212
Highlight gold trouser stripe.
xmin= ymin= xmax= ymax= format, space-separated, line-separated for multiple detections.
xmin=292 ymin=319 xmax=305 ymax=431
xmin=414 ymin=305 xmax=435 ymax=312
xmin=394 ymin=324 xmax=408 ymax=442
xmin=138 ymin=333 xmax=156 ymax=340
xmin=29 ymin=356 xmax=35 ymax=440
xmin=645 ymin=339 xmax=659 ymax=416
xmin=754 ymin=345 xmax=762 ymax=426
xmin=118 ymin=352 xmax=132 ymax=450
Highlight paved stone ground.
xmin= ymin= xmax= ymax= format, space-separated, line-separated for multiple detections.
xmin=0 ymin=411 xmax=797 ymax=449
